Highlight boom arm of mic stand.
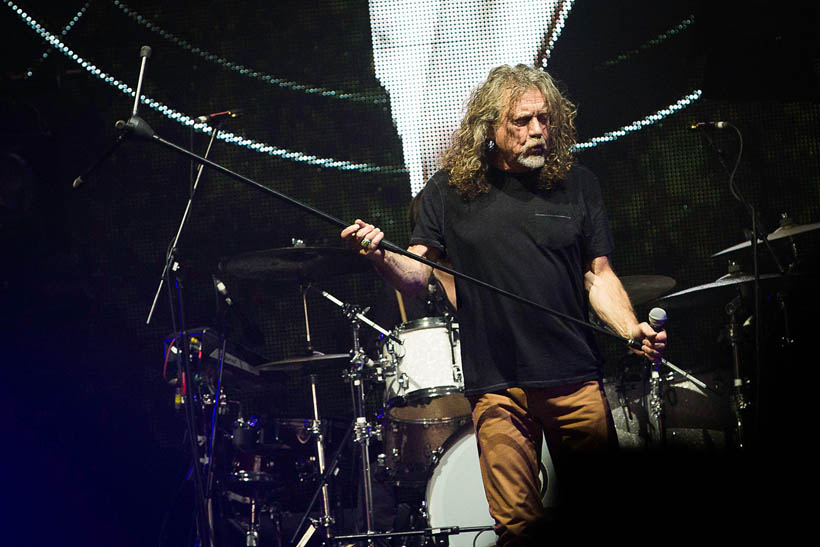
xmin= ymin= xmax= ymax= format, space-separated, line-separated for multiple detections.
xmin=125 ymin=120 xmax=641 ymax=352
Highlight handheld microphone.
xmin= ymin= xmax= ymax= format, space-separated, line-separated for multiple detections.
xmin=648 ymin=307 xmax=667 ymax=334
xmin=689 ymin=121 xmax=729 ymax=130
xmin=196 ymin=109 xmax=243 ymax=123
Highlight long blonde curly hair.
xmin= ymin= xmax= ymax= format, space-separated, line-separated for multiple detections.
xmin=442 ymin=64 xmax=577 ymax=199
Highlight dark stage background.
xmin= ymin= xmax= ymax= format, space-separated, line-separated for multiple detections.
xmin=2 ymin=1 xmax=818 ymax=545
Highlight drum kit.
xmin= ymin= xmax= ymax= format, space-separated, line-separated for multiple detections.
xmin=607 ymin=213 xmax=816 ymax=452
xmin=165 ymin=243 xmax=498 ymax=546
xmin=162 ymin=215 xmax=817 ymax=546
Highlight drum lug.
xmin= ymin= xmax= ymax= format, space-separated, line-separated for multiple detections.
xmin=399 ymin=372 xmax=409 ymax=391
xmin=429 ymin=446 xmax=444 ymax=467
xmin=451 ymin=365 xmax=463 ymax=384
xmin=379 ymin=355 xmax=395 ymax=376
xmin=418 ymin=500 xmax=429 ymax=522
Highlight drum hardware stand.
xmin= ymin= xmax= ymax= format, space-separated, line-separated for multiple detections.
xmin=308 ymin=285 xmax=400 ymax=539
xmin=700 ymin=125 xmax=789 ymax=446
xmin=291 ymin=420 xmax=356 ymax=547
xmin=724 ymin=295 xmax=748 ymax=449
xmin=332 ymin=525 xmax=495 ymax=546
xmin=311 ymin=373 xmax=336 ymax=539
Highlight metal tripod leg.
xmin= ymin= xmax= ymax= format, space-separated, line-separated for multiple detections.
xmin=309 ymin=373 xmax=334 ymax=537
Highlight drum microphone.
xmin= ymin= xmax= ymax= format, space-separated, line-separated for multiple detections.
xmin=689 ymin=121 xmax=729 ymax=130
xmin=196 ymin=108 xmax=243 ymax=123
xmin=214 ymin=276 xmax=234 ymax=306
xmin=213 ymin=276 xmax=265 ymax=345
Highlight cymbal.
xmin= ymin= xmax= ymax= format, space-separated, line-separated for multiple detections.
xmin=255 ymin=351 xmax=350 ymax=374
xmin=620 ymin=275 xmax=676 ymax=306
xmin=652 ymin=272 xmax=783 ymax=309
xmin=712 ymin=221 xmax=820 ymax=257
xmin=220 ymin=246 xmax=369 ymax=282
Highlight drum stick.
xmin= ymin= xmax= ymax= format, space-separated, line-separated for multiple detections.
xmin=395 ymin=290 xmax=407 ymax=324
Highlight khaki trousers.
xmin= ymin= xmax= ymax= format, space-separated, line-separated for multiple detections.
xmin=468 ymin=380 xmax=616 ymax=545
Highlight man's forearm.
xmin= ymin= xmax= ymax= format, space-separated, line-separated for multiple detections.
xmin=587 ymin=268 xmax=639 ymax=339
xmin=372 ymin=249 xmax=431 ymax=296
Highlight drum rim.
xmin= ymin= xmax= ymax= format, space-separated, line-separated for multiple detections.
xmin=387 ymin=408 xmax=472 ymax=425
xmin=389 ymin=385 xmax=463 ymax=407
xmin=395 ymin=316 xmax=458 ymax=332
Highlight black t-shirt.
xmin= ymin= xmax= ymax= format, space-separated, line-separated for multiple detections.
xmin=409 ymin=164 xmax=614 ymax=396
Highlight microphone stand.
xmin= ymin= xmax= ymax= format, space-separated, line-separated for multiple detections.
xmin=700 ymin=124 xmax=785 ymax=445
xmin=115 ymin=114 xmax=647 ymax=353
xmin=146 ymin=118 xmax=224 ymax=325
xmin=112 ymin=45 xmax=219 ymax=547
xmin=107 ymin=46 xmax=658 ymax=377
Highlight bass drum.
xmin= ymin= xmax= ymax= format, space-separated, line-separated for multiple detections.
xmin=604 ymin=369 xmax=731 ymax=451
xmin=424 ymin=426 xmax=556 ymax=547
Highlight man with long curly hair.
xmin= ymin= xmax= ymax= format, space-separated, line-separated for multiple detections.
xmin=343 ymin=64 xmax=666 ymax=543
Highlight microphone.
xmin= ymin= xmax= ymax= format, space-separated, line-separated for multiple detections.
xmin=626 ymin=307 xmax=667 ymax=351
xmin=213 ymin=276 xmax=265 ymax=345
xmin=689 ymin=121 xmax=729 ymax=130
xmin=214 ymin=277 xmax=234 ymax=306
xmin=648 ymin=307 xmax=667 ymax=334
xmin=196 ymin=109 xmax=243 ymax=123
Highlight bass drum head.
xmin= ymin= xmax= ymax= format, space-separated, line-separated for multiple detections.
xmin=425 ymin=426 xmax=556 ymax=547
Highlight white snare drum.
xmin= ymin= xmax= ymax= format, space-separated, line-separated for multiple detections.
xmin=425 ymin=426 xmax=556 ymax=547
xmin=383 ymin=317 xmax=463 ymax=405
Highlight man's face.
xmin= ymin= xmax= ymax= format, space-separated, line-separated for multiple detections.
xmin=491 ymin=88 xmax=550 ymax=173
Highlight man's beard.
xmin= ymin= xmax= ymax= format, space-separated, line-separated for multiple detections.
xmin=514 ymin=139 xmax=547 ymax=170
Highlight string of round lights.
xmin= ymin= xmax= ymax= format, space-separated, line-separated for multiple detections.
xmin=594 ymin=15 xmax=695 ymax=70
xmin=572 ymin=89 xmax=702 ymax=151
xmin=112 ymin=0 xmax=389 ymax=105
xmin=6 ymin=1 xmax=407 ymax=174
xmin=7 ymin=1 xmax=702 ymax=173
xmin=538 ymin=0 xmax=574 ymax=68
xmin=24 ymin=1 xmax=91 ymax=79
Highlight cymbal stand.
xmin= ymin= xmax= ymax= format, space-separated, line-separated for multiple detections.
xmin=310 ymin=372 xmax=335 ymax=539
xmin=725 ymin=295 xmax=747 ymax=449
xmin=348 ymin=310 xmax=378 ymax=536
xmin=310 ymin=286 xmax=399 ymax=540
xmin=291 ymin=420 xmax=356 ymax=547
xmin=288 ymin=372 xmax=338 ymax=547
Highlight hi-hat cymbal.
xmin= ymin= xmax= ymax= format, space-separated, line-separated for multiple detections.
xmin=219 ymin=246 xmax=369 ymax=282
xmin=712 ymin=221 xmax=820 ymax=257
xmin=652 ymin=272 xmax=784 ymax=309
xmin=620 ymin=275 xmax=676 ymax=306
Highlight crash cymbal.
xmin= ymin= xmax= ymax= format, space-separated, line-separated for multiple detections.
xmin=652 ymin=272 xmax=784 ymax=309
xmin=712 ymin=221 xmax=820 ymax=257
xmin=255 ymin=351 xmax=350 ymax=374
xmin=619 ymin=275 xmax=676 ymax=306
xmin=219 ymin=246 xmax=369 ymax=282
